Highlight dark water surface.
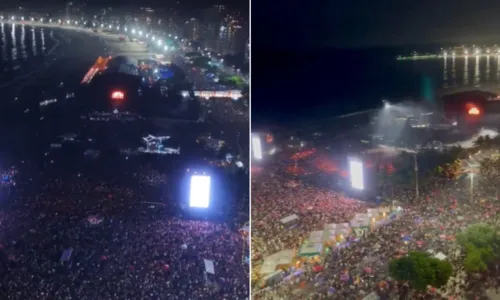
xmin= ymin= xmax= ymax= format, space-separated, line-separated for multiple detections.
xmin=0 ymin=22 xmax=58 ymax=83
xmin=253 ymin=47 xmax=500 ymax=126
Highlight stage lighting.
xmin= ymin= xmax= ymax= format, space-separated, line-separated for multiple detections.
xmin=111 ymin=90 xmax=125 ymax=100
xmin=252 ymin=135 xmax=263 ymax=160
xmin=468 ymin=107 xmax=480 ymax=115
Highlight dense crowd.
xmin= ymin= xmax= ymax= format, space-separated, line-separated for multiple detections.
xmin=252 ymin=168 xmax=371 ymax=259
xmin=0 ymin=166 xmax=248 ymax=300
xmin=203 ymin=98 xmax=248 ymax=125
xmin=253 ymin=156 xmax=500 ymax=300
xmin=134 ymin=168 xmax=168 ymax=186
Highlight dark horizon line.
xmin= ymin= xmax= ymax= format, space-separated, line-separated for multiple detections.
xmin=253 ymin=40 xmax=500 ymax=54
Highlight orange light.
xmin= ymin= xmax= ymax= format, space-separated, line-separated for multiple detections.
xmin=111 ymin=91 xmax=125 ymax=100
xmin=468 ymin=107 xmax=480 ymax=115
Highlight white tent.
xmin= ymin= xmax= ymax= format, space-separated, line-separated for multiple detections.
xmin=298 ymin=243 xmax=323 ymax=257
xmin=308 ymin=230 xmax=324 ymax=243
xmin=203 ymin=259 xmax=215 ymax=274
xmin=350 ymin=218 xmax=370 ymax=227
xmin=354 ymin=213 xmax=374 ymax=221
xmin=324 ymin=223 xmax=349 ymax=231
xmin=260 ymin=249 xmax=295 ymax=275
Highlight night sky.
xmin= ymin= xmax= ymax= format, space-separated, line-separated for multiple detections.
xmin=254 ymin=0 xmax=500 ymax=49
xmin=1 ymin=0 xmax=248 ymax=16
xmin=252 ymin=0 xmax=500 ymax=122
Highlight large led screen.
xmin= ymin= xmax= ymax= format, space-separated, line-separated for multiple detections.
xmin=252 ymin=135 xmax=262 ymax=160
xmin=189 ymin=175 xmax=211 ymax=208
xmin=349 ymin=160 xmax=364 ymax=190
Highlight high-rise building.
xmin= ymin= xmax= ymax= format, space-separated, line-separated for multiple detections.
xmin=165 ymin=16 xmax=181 ymax=36
xmin=218 ymin=13 xmax=247 ymax=55
xmin=184 ymin=18 xmax=202 ymax=41
xmin=203 ymin=5 xmax=226 ymax=51
xmin=66 ymin=1 xmax=86 ymax=20
xmin=245 ymin=38 xmax=250 ymax=63
xmin=204 ymin=24 xmax=218 ymax=50
xmin=204 ymin=5 xmax=226 ymax=23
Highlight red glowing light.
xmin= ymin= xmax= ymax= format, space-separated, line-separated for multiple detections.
xmin=111 ymin=91 xmax=125 ymax=100
xmin=468 ymin=107 xmax=480 ymax=115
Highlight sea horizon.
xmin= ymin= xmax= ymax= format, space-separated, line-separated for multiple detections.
xmin=252 ymin=45 xmax=500 ymax=126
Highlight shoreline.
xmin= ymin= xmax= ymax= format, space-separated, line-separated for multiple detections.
xmin=0 ymin=21 xmax=147 ymax=91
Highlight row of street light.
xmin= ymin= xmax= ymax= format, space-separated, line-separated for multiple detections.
xmin=0 ymin=14 xmax=244 ymax=80
xmin=0 ymin=15 xmax=181 ymax=53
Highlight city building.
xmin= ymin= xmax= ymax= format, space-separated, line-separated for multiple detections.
xmin=245 ymin=38 xmax=250 ymax=63
xmin=218 ymin=12 xmax=247 ymax=55
xmin=184 ymin=18 xmax=202 ymax=41
xmin=203 ymin=5 xmax=226 ymax=51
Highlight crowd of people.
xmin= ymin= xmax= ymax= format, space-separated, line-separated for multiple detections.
xmin=252 ymin=167 xmax=371 ymax=259
xmin=134 ymin=168 xmax=168 ymax=187
xmin=0 ymin=163 xmax=248 ymax=300
xmin=202 ymin=98 xmax=248 ymax=125
xmin=252 ymin=152 xmax=500 ymax=300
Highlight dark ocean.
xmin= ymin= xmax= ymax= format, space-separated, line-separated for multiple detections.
xmin=253 ymin=47 xmax=500 ymax=127
xmin=0 ymin=22 xmax=57 ymax=84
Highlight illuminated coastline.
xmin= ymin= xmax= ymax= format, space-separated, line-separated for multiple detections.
xmin=397 ymin=46 xmax=500 ymax=60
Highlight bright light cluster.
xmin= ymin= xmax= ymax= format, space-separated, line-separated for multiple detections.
xmin=252 ymin=135 xmax=262 ymax=160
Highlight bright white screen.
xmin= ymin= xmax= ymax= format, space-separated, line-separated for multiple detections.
xmin=349 ymin=160 xmax=364 ymax=190
xmin=252 ymin=136 xmax=262 ymax=159
xmin=189 ymin=175 xmax=211 ymax=208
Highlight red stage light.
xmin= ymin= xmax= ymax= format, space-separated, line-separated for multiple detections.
xmin=468 ymin=107 xmax=480 ymax=115
xmin=111 ymin=90 xmax=124 ymax=100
